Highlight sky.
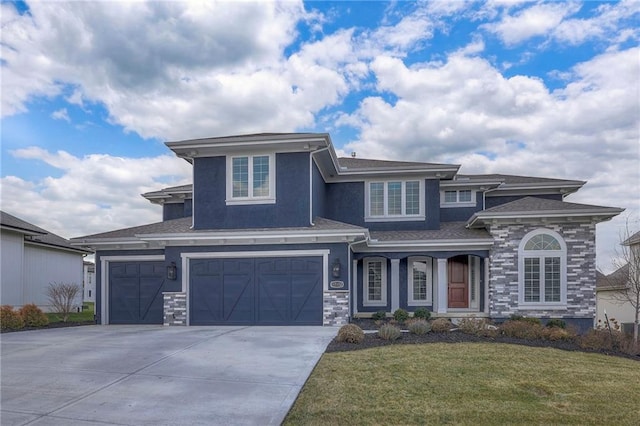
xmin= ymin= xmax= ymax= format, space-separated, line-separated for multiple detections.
xmin=1 ymin=0 xmax=639 ymax=273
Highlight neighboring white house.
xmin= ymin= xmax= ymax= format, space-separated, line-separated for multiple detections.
xmin=0 ymin=211 xmax=92 ymax=312
xmin=83 ymin=261 xmax=96 ymax=303
xmin=596 ymin=230 xmax=640 ymax=333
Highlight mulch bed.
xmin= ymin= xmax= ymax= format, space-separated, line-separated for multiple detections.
xmin=327 ymin=319 xmax=640 ymax=361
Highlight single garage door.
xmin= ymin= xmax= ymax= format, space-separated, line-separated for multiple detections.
xmin=109 ymin=261 xmax=166 ymax=324
xmin=190 ymin=256 xmax=323 ymax=325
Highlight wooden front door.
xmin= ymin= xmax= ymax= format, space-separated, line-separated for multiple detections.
xmin=448 ymin=256 xmax=469 ymax=308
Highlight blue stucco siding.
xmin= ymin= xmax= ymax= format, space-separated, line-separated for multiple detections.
xmin=184 ymin=198 xmax=192 ymax=217
xmin=485 ymin=194 xmax=562 ymax=209
xmin=440 ymin=191 xmax=482 ymax=222
xmin=324 ymin=179 xmax=440 ymax=230
xmin=163 ymin=203 xmax=188 ymax=221
xmin=192 ymin=152 xmax=311 ymax=229
xmin=311 ymin=161 xmax=327 ymax=219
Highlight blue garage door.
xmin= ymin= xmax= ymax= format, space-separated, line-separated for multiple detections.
xmin=190 ymin=257 xmax=323 ymax=325
xmin=109 ymin=261 xmax=166 ymax=324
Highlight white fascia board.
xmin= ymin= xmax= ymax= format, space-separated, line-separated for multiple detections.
xmin=355 ymin=239 xmax=494 ymax=252
xmin=168 ymin=136 xmax=331 ymax=159
xmin=440 ymin=180 xmax=502 ymax=189
xmin=24 ymin=240 xmax=93 ymax=255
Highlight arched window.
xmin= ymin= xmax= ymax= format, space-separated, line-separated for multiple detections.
xmin=518 ymin=229 xmax=567 ymax=307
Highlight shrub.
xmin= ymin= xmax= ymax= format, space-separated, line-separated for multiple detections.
xmin=393 ymin=308 xmax=409 ymax=323
xmin=431 ymin=318 xmax=452 ymax=333
xmin=46 ymin=282 xmax=81 ymax=322
xmin=407 ymin=319 xmax=431 ymax=335
xmin=372 ymin=310 xmax=387 ymax=321
xmin=1 ymin=306 xmax=25 ymax=331
xmin=19 ymin=304 xmax=49 ymax=327
xmin=500 ymin=320 xmax=544 ymax=340
xmin=457 ymin=317 xmax=497 ymax=337
xmin=542 ymin=327 xmax=575 ymax=342
xmin=378 ymin=323 xmax=401 ymax=341
xmin=413 ymin=307 xmax=431 ymax=320
xmin=337 ymin=324 xmax=365 ymax=344
xmin=545 ymin=319 xmax=566 ymax=329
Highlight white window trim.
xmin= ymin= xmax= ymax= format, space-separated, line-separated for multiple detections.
xmin=363 ymin=257 xmax=387 ymax=307
xmin=225 ymin=153 xmax=276 ymax=205
xmin=517 ymin=229 xmax=567 ymax=309
xmin=364 ymin=179 xmax=425 ymax=222
xmin=408 ymin=257 xmax=433 ymax=306
xmin=440 ymin=189 xmax=476 ymax=208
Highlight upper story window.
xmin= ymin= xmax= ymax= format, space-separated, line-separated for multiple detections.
xmin=440 ymin=189 xmax=475 ymax=207
xmin=365 ymin=180 xmax=424 ymax=222
xmin=226 ymin=154 xmax=276 ymax=205
xmin=518 ymin=229 xmax=567 ymax=308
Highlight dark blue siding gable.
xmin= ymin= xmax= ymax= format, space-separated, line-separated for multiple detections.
xmin=440 ymin=191 xmax=483 ymax=222
xmin=193 ymin=152 xmax=311 ymax=229
xmin=485 ymin=194 xmax=562 ymax=209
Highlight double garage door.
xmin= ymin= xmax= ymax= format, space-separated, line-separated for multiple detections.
xmin=108 ymin=256 xmax=323 ymax=325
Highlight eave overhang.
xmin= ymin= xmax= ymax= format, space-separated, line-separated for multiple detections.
xmin=71 ymin=229 xmax=369 ymax=251
xmin=352 ymin=238 xmax=495 ymax=253
xmin=467 ymin=207 xmax=624 ymax=228
xmin=166 ymin=133 xmax=332 ymax=162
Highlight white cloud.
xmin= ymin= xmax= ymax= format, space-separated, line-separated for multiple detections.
xmin=341 ymin=46 xmax=639 ymax=272
xmin=1 ymin=1 xmax=355 ymax=139
xmin=1 ymin=148 xmax=192 ymax=239
xmin=483 ymin=2 xmax=580 ymax=45
xmin=51 ymin=108 xmax=70 ymax=122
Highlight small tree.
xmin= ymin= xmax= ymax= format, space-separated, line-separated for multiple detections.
xmin=46 ymin=282 xmax=81 ymax=322
xmin=607 ymin=225 xmax=640 ymax=350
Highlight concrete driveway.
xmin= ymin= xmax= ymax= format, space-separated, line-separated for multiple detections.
xmin=1 ymin=325 xmax=337 ymax=426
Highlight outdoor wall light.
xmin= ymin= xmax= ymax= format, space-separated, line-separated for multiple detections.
xmin=332 ymin=258 xmax=341 ymax=278
xmin=167 ymin=262 xmax=177 ymax=280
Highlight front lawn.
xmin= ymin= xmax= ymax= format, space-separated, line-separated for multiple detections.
xmin=46 ymin=302 xmax=95 ymax=324
xmin=285 ymin=343 xmax=640 ymax=425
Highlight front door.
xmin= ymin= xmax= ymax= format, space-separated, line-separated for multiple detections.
xmin=448 ymin=256 xmax=468 ymax=308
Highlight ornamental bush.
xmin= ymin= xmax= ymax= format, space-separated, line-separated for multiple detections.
xmin=407 ymin=319 xmax=431 ymax=335
xmin=372 ymin=310 xmax=387 ymax=321
xmin=431 ymin=318 xmax=452 ymax=333
xmin=1 ymin=306 xmax=25 ymax=331
xmin=500 ymin=320 xmax=545 ymax=340
xmin=19 ymin=304 xmax=49 ymax=327
xmin=337 ymin=324 xmax=365 ymax=344
xmin=378 ymin=323 xmax=401 ymax=341
xmin=457 ymin=317 xmax=497 ymax=337
xmin=545 ymin=319 xmax=566 ymax=329
xmin=393 ymin=308 xmax=409 ymax=323
xmin=413 ymin=307 xmax=431 ymax=320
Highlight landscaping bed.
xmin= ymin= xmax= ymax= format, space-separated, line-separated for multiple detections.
xmin=327 ymin=318 xmax=639 ymax=360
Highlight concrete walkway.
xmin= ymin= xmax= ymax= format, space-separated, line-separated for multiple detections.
xmin=1 ymin=325 xmax=337 ymax=426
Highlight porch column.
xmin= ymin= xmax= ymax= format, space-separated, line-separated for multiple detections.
xmin=484 ymin=257 xmax=490 ymax=314
xmin=390 ymin=259 xmax=400 ymax=312
xmin=352 ymin=259 xmax=359 ymax=315
xmin=437 ymin=258 xmax=448 ymax=314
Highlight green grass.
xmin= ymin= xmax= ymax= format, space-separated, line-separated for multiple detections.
xmin=46 ymin=302 xmax=95 ymax=323
xmin=284 ymin=343 xmax=640 ymax=425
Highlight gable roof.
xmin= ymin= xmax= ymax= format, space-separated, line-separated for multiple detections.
xmin=596 ymin=264 xmax=630 ymax=291
xmin=623 ymin=230 xmax=640 ymax=246
xmin=467 ymin=197 xmax=624 ymax=227
xmin=1 ymin=211 xmax=92 ymax=254
xmin=337 ymin=157 xmax=458 ymax=171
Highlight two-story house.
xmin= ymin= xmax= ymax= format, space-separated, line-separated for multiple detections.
xmin=72 ymin=133 xmax=623 ymax=331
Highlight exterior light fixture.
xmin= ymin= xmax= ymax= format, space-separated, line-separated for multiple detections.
xmin=332 ymin=258 xmax=341 ymax=278
xmin=167 ymin=262 xmax=177 ymax=280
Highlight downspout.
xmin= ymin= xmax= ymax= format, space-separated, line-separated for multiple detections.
xmin=309 ymin=146 xmax=331 ymax=226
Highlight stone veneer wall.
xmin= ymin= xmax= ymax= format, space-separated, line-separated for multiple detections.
xmin=323 ymin=291 xmax=349 ymax=326
xmin=488 ymin=222 xmax=596 ymax=319
xmin=163 ymin=292 xmax=187 ymax=326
